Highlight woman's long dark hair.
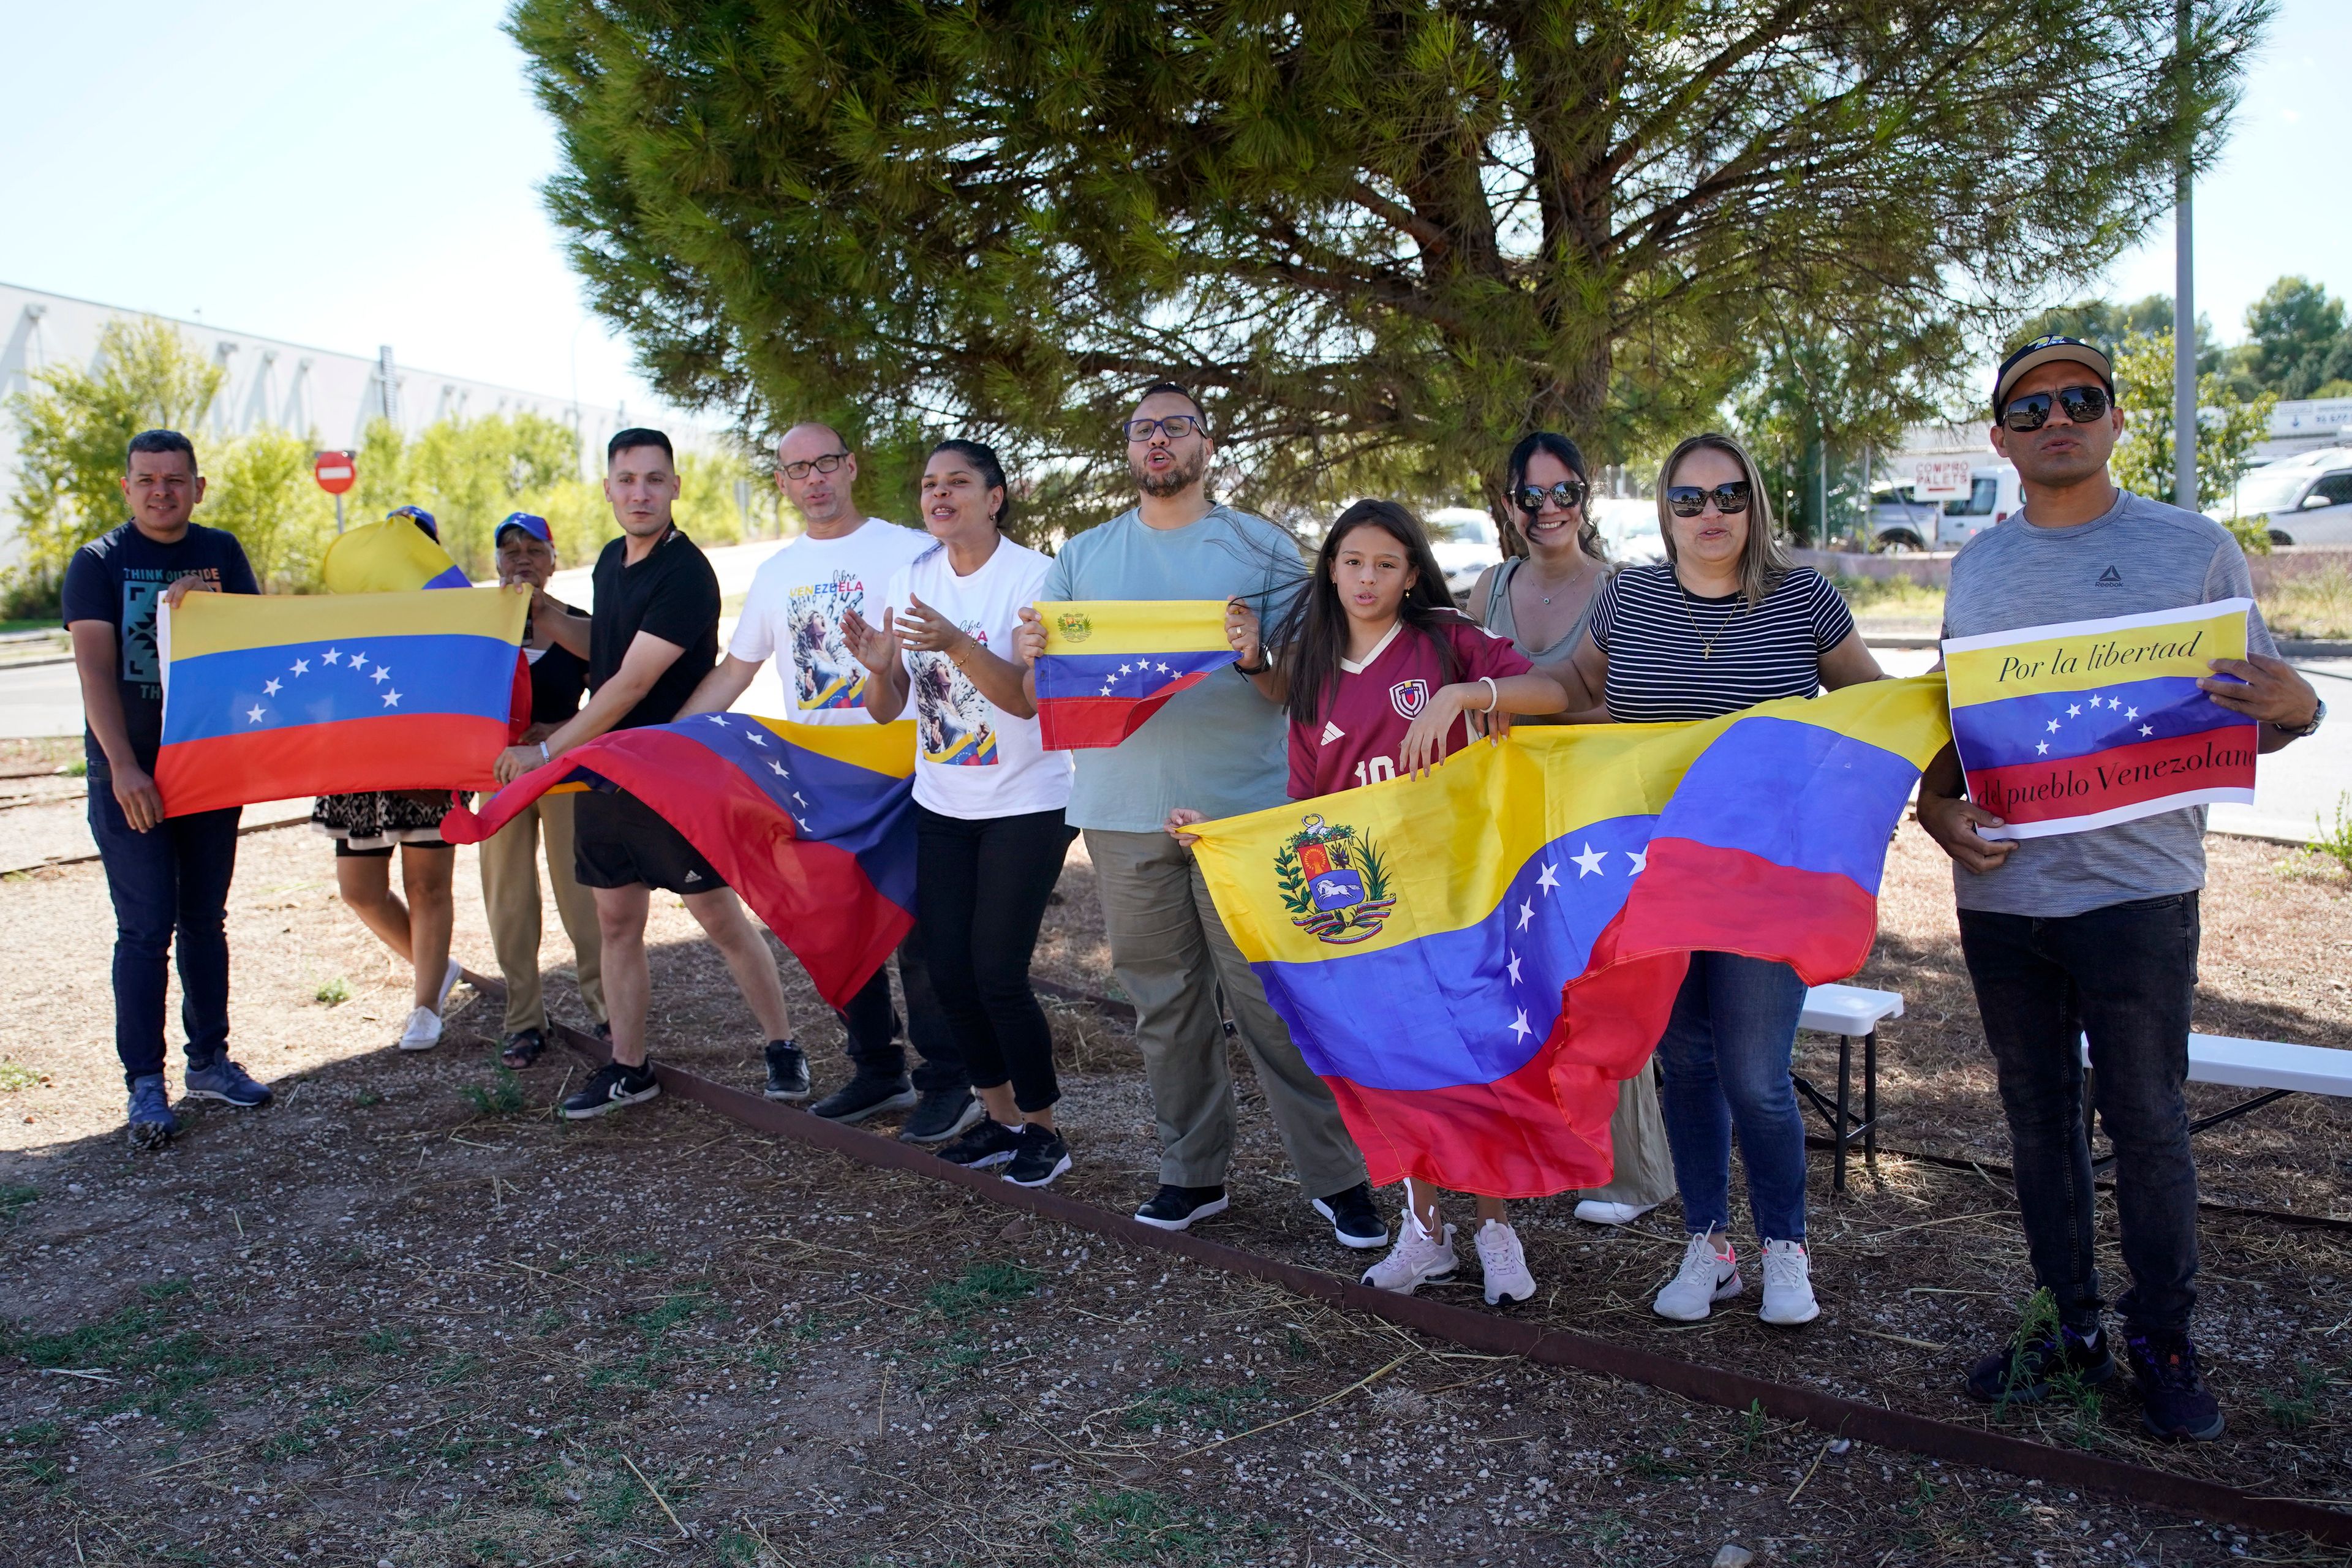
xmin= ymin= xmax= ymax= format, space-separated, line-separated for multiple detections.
xmin=1499 ymin=431 xmax=1604 ymax=562
xmin=1272 ymin=499 xmax=1466 ymax=729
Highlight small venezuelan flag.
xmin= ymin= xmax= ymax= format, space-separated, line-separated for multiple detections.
xmin=1033 ymin=600 xmax=1232 ymax=749
xmin=320 ymin=517 xmax=472 ymax=594
xmin=441 ymin=717 xmax=918 ymax=1009
xmin=154 ymin=587 xmax=527 ymax=817
xmin=1191 ymin=677 xmax=1950 ymax=1199
xmin=1943 ymin=598 xmax=2256 ymax=839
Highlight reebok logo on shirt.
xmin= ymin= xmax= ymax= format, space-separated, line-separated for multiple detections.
xmin=1319 ymin=720 xmax=1345 ymax=747
xmin=2097 ymin=565 xmax=2122 ymax=585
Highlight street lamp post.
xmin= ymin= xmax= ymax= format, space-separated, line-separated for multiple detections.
xmin=2171 ymin=0 xmax=2198 ymax=511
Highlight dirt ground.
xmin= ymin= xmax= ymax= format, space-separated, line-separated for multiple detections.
xmin=1 ymin=817 xmax=2348 ymax=1567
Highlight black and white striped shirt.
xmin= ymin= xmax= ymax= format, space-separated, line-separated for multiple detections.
xmin=1588 ymin=564 xmax=1855 ymax=722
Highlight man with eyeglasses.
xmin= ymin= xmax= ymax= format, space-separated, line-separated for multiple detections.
xmin=1917 ymin=336 xmax=2323 ymax=1440
xmin=679 ymin=422 xmax=967 ymax=1142
xmin=1009 ymin=382 xmax=1382 ymax=1250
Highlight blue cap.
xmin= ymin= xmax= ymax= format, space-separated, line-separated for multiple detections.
xmin=386 ymin=504 xmax=440 ymax=542
xmin=496 ymin=511 xmax=553 ymax=546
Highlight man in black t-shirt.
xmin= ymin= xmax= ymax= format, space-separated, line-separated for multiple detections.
xmin=62 ymin=430 xmax=274 ymax=1148
xmin=492 ymin=430 xmax=797 ymax=1118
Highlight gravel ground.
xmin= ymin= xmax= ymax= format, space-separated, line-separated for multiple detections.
xmin=1 ymin=820 xmax=2348 ymax=1567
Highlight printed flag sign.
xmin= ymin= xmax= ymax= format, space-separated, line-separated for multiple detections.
xmin=1942 ymin=599 xmax=2256 ymax=839
xmin=154 ymin=587 xmax=529 ymax=816
xmin=1033 ymin=600 xmax=1234 ymax=749
xmin=1190 ymin=677 xmax=1949 ymax=1198
xmin=441 ymin=717 xmax=918 ymax=1009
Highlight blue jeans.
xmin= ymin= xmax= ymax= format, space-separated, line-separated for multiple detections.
xmin=1654 ymin=951 xmax=1811 ymax=1242
xmin=88 ymin=782 xmax=241 ymax=1086
xmin=1958 ymin=894 xmax=2201 ymax=1333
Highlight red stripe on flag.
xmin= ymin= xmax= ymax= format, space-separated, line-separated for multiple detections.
xmin=1964 ymin=722 xmax=2258 ymax=825
xmin=1036 ymin=671 xmax=1213 ymax=750
xmin=1325 ymin=1044 xmax=1618 ymax=1198
xmin=154 ymin=713 xmax=510 ymax=816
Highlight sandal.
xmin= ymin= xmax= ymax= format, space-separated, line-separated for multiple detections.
xmin=499 ymin=1028 xmax=547 ymax=1069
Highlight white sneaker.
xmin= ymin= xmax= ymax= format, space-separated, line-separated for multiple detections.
xmin=1758 ymin=1238 xmax=1820 ymax=1325
xmin=1653 ymin=1232 xmax=1741 ymax=1321
xmin=1575 ymin=1199 xmax=1661 ymax=1227
xmin=398 ymin=1006 xmax=444 ymax=1052
xmin=1362 ymin=1212 xmax=1457 ymax=1295
xmin=1473 ymin=1219 xmax=1536 ymax=1305
xmin=437 ymin=956 xmax=463 ymax=1014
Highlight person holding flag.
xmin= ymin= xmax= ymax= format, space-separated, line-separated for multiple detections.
xmin=1916 ymin=336 xmax=2321 ymax=1440
xmin=1009 ymin=383 xmax=1384 ymax=1247
xmin=679 ymin=423 xmax=960 ymax=1134
xmin=1169 ymin=499 xmax=1570 ymax=1299
xmin=1544 ymin=432 xmax=1885 ymax=1328
xmin=843 ymin=440 xmax=1077 ymax=1186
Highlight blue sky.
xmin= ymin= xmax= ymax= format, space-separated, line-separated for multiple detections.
xmin=1 ymin=0 xmax=2343 ymax=416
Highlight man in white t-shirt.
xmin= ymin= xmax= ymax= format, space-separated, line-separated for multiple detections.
xmin=679 ymin=422 xmax=972 ymax=1143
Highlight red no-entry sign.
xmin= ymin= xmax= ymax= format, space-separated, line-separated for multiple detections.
xmin=314 ymin=451 xmax=356 ymax=495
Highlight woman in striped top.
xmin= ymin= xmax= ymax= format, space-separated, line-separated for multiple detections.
xmin=1548 ymin=433 xmax=1882 ymax=1329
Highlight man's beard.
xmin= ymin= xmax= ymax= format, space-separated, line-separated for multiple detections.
xmin=1133 ymin=445 xmax=1207 ymax=499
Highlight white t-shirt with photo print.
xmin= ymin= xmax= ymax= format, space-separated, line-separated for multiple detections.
xmin=729 ymin=518 xmax=933 ymax=724
xmin=885 ymin=537 xmax=1071 ymax=820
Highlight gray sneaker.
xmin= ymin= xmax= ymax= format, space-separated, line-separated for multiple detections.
xmin=183 ymin=1056 xmax=273 ymax=1109
xmin=126 ymin=1074 xmax=179 ymax=1148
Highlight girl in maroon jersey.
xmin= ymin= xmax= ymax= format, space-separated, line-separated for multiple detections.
xmin=1166 ymin=499 xmax=1569 ymax=1301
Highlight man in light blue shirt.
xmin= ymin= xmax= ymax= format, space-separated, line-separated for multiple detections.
xmin=1014 ymin=384 xmax=1379 ymax=1248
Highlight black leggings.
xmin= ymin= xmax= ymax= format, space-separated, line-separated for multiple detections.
xmin=914 ymin=803 xmax=1074 ymax=1114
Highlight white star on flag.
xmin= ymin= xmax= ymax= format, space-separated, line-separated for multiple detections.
xmin=706 ymin=714 xmax=729 ymax=726
xmin=793 ymin=792 xmax=807 ymax=806
xmin=348 ymin=649 xmax=367 ymax=666
xmin=745 ymin=731 xmax=767 ymax=746
xmin=1117 ymin=662 xmax=1132 ymax=675
xmin=1572 ymin=843 xmax=1607 ymax=877
xmin=321 ymin=647 xmax=340 ymax=665
xmin=382 ymin=690 xmax=402 ymax=708
xmin=769 ymin=760 xmax=788 ymax=776
xmin=1626 ymin=848 xmax=1647 ymax=875
xmin=1099 ymin=684 xmax=1114 ymax=696
xmin=2125 ymin=706 xmax=2138 ymax=720
xmin=2139 ymin=724 xmax=2154 ymax=737
xmin=2046 ymin=719 xmax=2062 ymax=733
xmin=1156 ymin=662 xmax=1172 ymax=674
xmin=1506 ymin=950 xmax=1522 ymax=984
xmin=290 ymin=659 xmax=309 ymax=677
xmin=371 ymin=666 xmax=391 ymax=684
xmin=1508 ymin=1009 xmax=1532 ymax=1044
xmin=2037 ymin=742 xmax=2049 ymax=755
xmin=244 ymin=704 xmax=265 ymax=724
xmin=263 ymin=678 xmax=282 ymax=696
xmin=1536 ymin=862 xmax=1559 ymax=893
xmin=2067 ymin=703 xmax=2081 ymax=718
xmin=1516 ymin=899 xmax=1534 ymax=930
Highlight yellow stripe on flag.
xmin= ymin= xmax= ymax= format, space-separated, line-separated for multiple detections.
xmin=1943 ymin=601 xmax=2248 ymax=707
xmin=1039 ymin=601 xmax=1230 ymax=658
xmin=320 ymin=519 xmax=467 ymax=595
xmin=754 ymin=717 xmax=918 ymax=779
xmin=166 ymin=586 xmax=528 ymax=660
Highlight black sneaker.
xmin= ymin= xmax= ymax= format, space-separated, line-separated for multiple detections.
xmin=1003 ymin=1125 xmax=1073 ymax=1188
xmin=2124 ymin=1327 xmax=2225 ymax=1441
xmin=560 ymin=1060 xmax=660 ymax=1120
xmin=763 ymin=1040 xmax=811 ymax=1102
xmin=938 ymin=1119 xmax=1023 ymax=1169
xmin=899 ymin=1088 xmax=984 ymax=1144
xmin=809 ymin=1074 xmax=917 ymax=1124
xmin=1311 ymin=1182 xmax=1389 ymax=1250
xmin=1134 ymin=1184 xmax=1229 ymax=1231
xmin=1965 ymin=1321 xmax=2116 ymax=1405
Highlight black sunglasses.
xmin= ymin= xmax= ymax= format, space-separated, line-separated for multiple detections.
xmin=1515 ymin=480 xmax=1587 ymax=514
xmin=782 ymin=451 xmax=849 ymax=480
xmin=2000 ymin=384 xmax=2110 ymax=432
xmin=1664 ymin=481 xmax=1751 ymax=517
xmin=1123 ymin=415 xmax=1205 ymax=441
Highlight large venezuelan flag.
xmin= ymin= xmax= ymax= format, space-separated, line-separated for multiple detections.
xmin=1034 ymin=601 xmax=1232 ymax=749
xmin=154 ymin=587 xmax=528 ymax=817
xmin=440 ymin=717 xmax=917 ymax=1009
xmin=321 ymin=518 xmax=473 ymax=594
xmin=1191 ymin=677 xmax=1950 ymax=1197
xmin=1943 ymin=599 xmax=2256 ymax=839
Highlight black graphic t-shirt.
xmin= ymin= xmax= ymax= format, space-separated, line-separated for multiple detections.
xmin=61 ymin=521 xmax=260 ymax=775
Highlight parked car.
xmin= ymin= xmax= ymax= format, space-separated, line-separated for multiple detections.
xmin=1425 ymin=507 xmax=1503 ymax=598
xmin=1868 ymin=464 xmax=2020 ymax=551
xmin=2229 ymin=447 xmax=2352 ymax=546
xmin=1590 ymin=496 xmax=1667 ymax=564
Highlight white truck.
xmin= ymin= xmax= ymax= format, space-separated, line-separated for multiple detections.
xmin=1868 ymin=461 xmax=2021 ymax=552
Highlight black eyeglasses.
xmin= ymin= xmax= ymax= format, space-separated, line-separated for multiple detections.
xmin=1664 ymin=481 xmax=1752 ymax=517
xmin=1123 ymin=415 xmax=1205 ymax=442
xmin=781 ymin=451 xmax=849 ymax=480
xmin=2000 ymin=385 xmax=2111 ymax=432
xmin=1515 ymin=480 xmax=1587 ymax=514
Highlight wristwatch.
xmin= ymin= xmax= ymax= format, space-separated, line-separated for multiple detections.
xmin=2273 ymin=697 xmax=2326 ymax=739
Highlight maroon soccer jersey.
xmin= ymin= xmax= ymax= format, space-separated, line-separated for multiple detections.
xmin=1287 ymin=615 xmax=1533 ymax=799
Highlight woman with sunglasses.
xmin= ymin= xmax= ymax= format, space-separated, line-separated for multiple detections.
xmin=1469 ymin=434 xmax=1676 ymax=1232
xmin=1548 ymin=433 xmax=1882 ymax=1327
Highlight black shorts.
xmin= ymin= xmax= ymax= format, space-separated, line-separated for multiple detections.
xmin=573 ymin=788 xmax=726 ymax=895
xmin=334 ymin=837 xmax=451 ymax=858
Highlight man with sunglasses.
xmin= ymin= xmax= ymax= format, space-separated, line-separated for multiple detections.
xmin=1009 ymin=383 xmax=1382 ymax=1250
xmin=680 ymin=423 xmax=966 ymax=1141
xmin=1917 ymin=336 xmax=2323 ymax=1441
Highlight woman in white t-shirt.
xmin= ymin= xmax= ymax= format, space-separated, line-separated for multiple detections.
xmin=845 ymin=440 xmax=1077 ymax=1188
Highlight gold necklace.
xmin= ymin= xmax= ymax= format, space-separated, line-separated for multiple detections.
xmin=1678 ymin=580 xmax=1749 ymax=660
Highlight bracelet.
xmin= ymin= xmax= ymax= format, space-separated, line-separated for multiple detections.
xmin=1480 ymin=676 xmax=1499 ymax=712
xmin=538 ymin=741 xmax=551 ymax=764
xmin=1235 ymin=655 xmax=1272 ymax=677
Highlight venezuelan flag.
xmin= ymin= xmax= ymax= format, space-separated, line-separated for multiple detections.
xmin=1034 ymin=600 xmax=1232 ymax=749
xmin=153 ymin=587 xmax=528 ymax=817
xmin=1191 ymin=677 xmax=1950 ymax=1198
xmin=321 ymin=517 xmax=473 ymax=594
xmin=1943 ymin=599 xmax=2256 ymax=839
xmin=441 ymin=717 xmax=918 ymax=1009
